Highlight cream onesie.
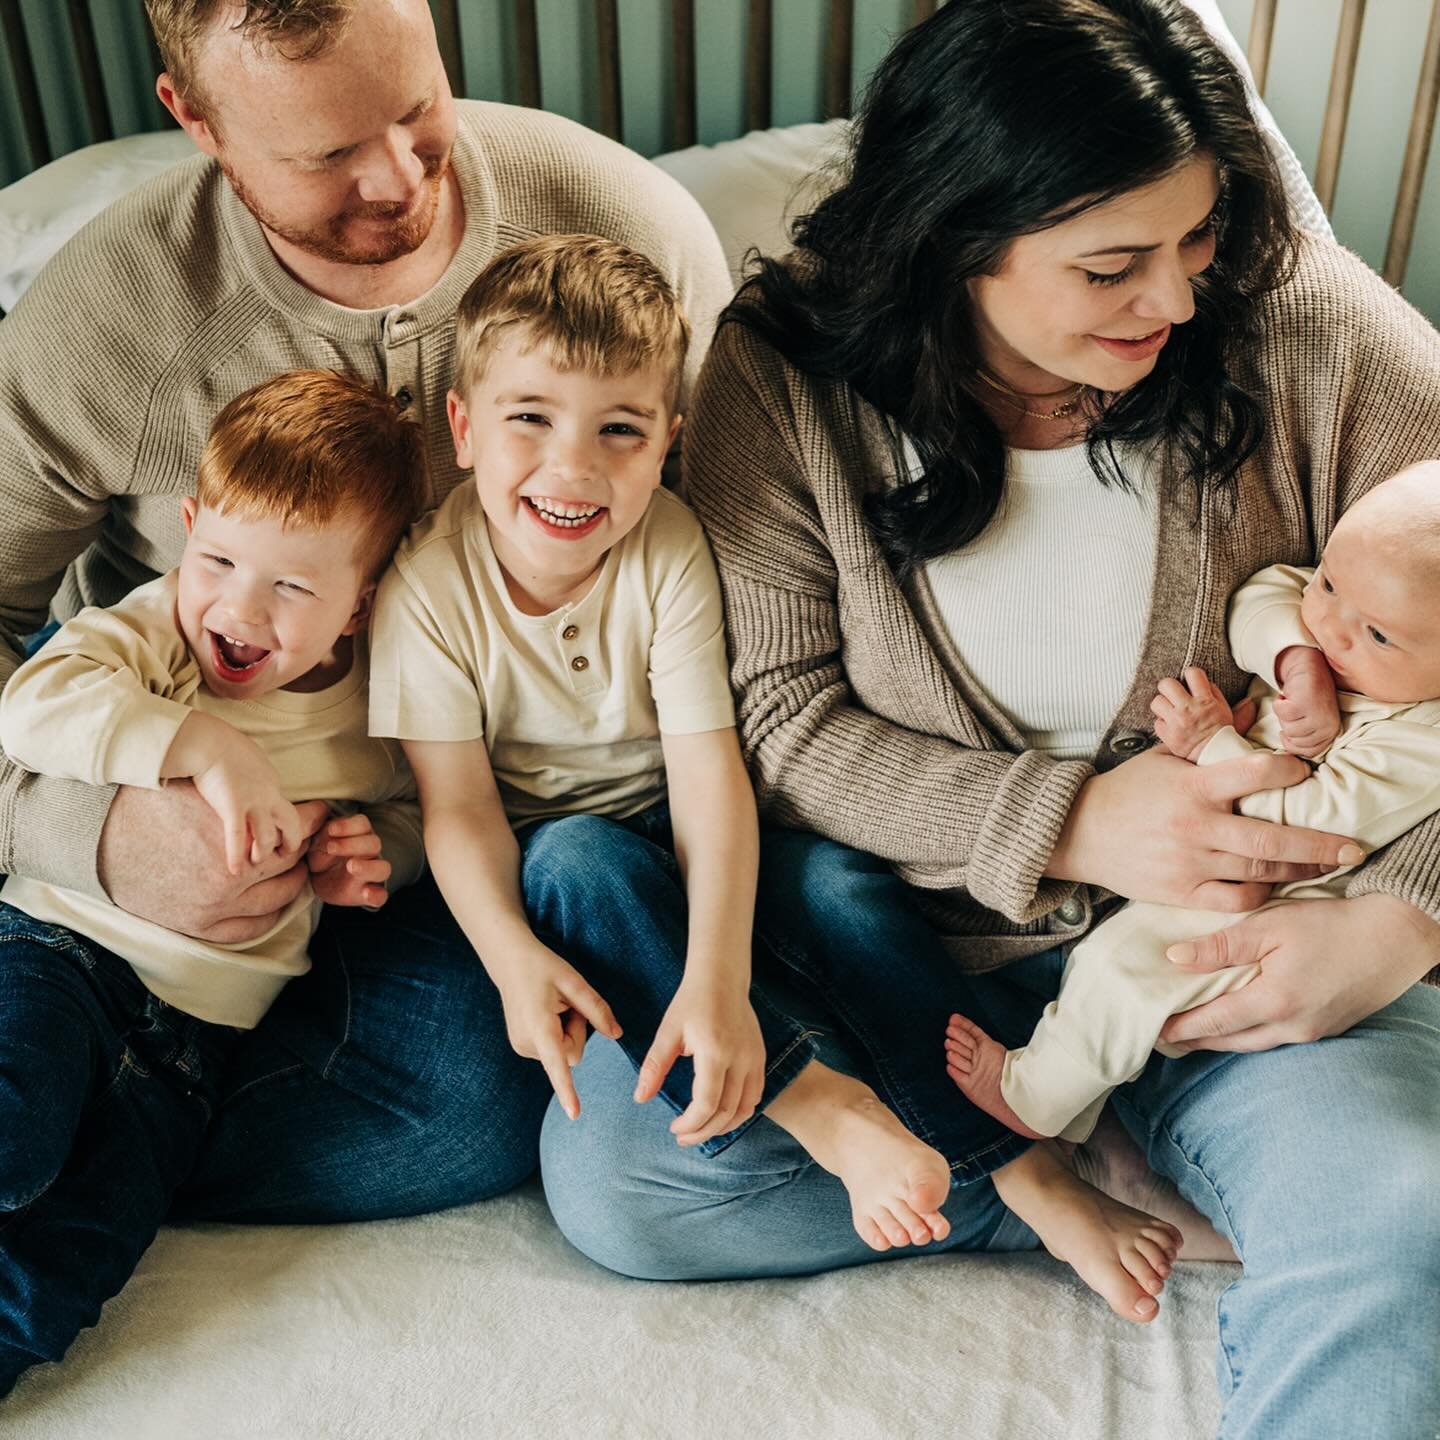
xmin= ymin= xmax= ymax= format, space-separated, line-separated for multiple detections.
xmin=0 ymin=573 xmax=422 ymax=1028
xmin=999 ymin=564 xmax=1440 ymax=1141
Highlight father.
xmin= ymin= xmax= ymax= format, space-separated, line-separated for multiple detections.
xmin=0 ymin=0 xmax=730 ymax=1221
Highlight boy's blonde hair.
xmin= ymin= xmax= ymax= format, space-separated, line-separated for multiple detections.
xmin=197 ymin=369 xmax=426 ymax=579
xmin=452 ymin=235 xmax=690 ymax=408
xmin=146 ymin=0 xmax=353 ymax=116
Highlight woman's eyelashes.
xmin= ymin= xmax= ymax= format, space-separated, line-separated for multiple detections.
xmin=1082 ymin=218 xmax=1218 ymax=287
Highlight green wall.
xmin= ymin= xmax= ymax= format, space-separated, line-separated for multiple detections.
xmin=2 ymin=1 xmax=1438 ymax=320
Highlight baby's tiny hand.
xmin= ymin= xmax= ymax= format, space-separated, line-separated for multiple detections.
xmin=307 ymin=813 xmax=391 ymax=908
xmin=1273 ymin=646 xmax=1341 ymax=759
xmin=1151 ymin=667 xmax=1243 ymax=762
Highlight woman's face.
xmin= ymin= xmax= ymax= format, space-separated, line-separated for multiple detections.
xmin=967 ymin=155 xmax=1222 ymax=397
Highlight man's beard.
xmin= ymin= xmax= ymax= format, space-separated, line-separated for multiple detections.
xmin=223 ymin=149 xmax=451 ymax=267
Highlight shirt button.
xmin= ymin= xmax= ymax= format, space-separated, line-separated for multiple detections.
xmin=1055 ymin=897 xmax=1086 ymax=926
xmin=395 ymin=386 xmax=413 ymax=409
xmin=562 ymin=624 xmax=579 ymax=641
xmin=571 ymin=656 xmax=589 ymax=672
xmin=1109 ymin=730 xmax=1150 ymax=756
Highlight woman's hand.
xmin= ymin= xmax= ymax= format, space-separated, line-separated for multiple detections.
xmin=1046 ymin=748 xmax=1364 ymax=911
xmin=1160 ymin=894 xmax=1440 ymax=1052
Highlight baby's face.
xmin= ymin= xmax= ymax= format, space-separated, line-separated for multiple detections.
xmin=176 ymin=500 xmax=373 ymax=699
xmin=1301 ymin=519 xmax=1440 ymax=703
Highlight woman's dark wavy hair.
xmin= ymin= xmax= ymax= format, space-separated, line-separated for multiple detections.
xmin=732 ymin=0 xmax=1300 ymax=575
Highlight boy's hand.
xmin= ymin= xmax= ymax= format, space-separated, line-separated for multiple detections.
xmin=1151 ymin=667 xmax=1255 ymax=763
xmin=498 ymin=950 xmax=622 ymax=1120
xmin=1273 ymin=645 xmax=1341 ymax=759
xmin=636 ymin=976 xmax=766 ymax=1148
xmin=307 ymin=813 xmax=391 ymax=908
xmin=191 ymin=741 xmax=303 ymax=873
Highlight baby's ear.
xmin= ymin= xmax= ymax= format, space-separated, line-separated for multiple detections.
xmin=446 ymin=389 xmax=474 ymax=469
xmin=667 ymin=412 xmax=684 ymax=449
xmin=180 ymin=496 xmax=198 ymax=535
xmin=343 ymin=582 xmax=378 ymax=636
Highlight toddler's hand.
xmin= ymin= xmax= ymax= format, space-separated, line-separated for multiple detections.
xmin=191 ymin=740 xmax=303 ymax=873
xmin=1151 ymin=667 xmax=1249 ymax=763
xmin=1273 ymin=645 xmax=1341 ymax=759
xmin=636 ymin=977 xmax=766 ymax=1148
xmin=498 ymin=951 xmax=622 ymax=1120
xmin=307 ymin=813 xmax=391 ymax=908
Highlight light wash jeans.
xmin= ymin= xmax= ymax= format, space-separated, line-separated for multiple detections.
xmin=540 ymin=832 xmax=1440 ymax=1440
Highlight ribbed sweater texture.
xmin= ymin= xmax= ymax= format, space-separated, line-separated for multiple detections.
xmin=684 ymin=239 xmax=1440 ymax=968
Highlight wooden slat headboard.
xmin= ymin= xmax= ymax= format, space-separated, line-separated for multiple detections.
xmin=2 ymin=1 xmax=1438 ymax=288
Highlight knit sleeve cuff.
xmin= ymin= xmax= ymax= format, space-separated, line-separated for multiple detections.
xmin=963 ymin=750 xmax=1094 ymax=924
xmin=2 ymin=766 xmax=112 ymax=900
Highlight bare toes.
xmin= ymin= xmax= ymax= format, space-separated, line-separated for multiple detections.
xmin=876 ymin=1209 xmax=912 ymax=1248
xmin=1134 ymin=1235 xmax=1172 ymax=1278
xmin=857 ymin=1217 xmax=891 ymax=1252
xmin=923 ymin=1210 xmax=951 ymax=1243
xmin=890 ymin=1199 xmax=934 ymax=1246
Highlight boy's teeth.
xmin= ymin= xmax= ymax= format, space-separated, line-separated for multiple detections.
xmin=529 ymin=496 xmax=601 ymax=526
xmin=216 ymin=634 xmax=269 ymax=667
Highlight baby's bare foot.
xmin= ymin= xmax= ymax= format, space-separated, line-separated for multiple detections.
xmin=944 ymin=1013 xmax=1046 ymax=1139
xmin=995 ymin=1144 xmax=1183 ymax=1324
xmin=767 ymin=1061 xmax=952 ymax=1252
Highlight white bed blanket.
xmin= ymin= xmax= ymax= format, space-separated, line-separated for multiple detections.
xmin=6 ymin=1179 xmax=1230 ymax=1438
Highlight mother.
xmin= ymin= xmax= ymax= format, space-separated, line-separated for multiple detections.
xmin=542 ymin=1 xmax=1440 ymax=1433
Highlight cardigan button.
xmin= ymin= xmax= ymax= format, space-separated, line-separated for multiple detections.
xmin=1055 ymin=896 xmax=1087 ymax=927
xmin=571 ymin=656 xmax=589 ymax=672
xmin=562 ymin=624 xmax=579 ymax=641
xmin=1109 ymin=730 xmax=1151 ymax=756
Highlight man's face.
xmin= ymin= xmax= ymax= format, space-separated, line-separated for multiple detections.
xmin=190 ymin=0 xmax=456 ymax=266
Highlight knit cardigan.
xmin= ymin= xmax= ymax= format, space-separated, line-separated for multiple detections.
xmin=684 ymin=238 xmax=1440 ymax=968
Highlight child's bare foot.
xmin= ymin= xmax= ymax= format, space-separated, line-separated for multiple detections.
xmin=767 ymin=1060 xmax=952 ymax=1252
xmin=1068 ymin=1107 xmax=1237 ymax=1263
xmin=994 ymin=1143 xmax=1182 ymax=1323
xmin=944 ymin=1013 xmax=1046 ymax=1139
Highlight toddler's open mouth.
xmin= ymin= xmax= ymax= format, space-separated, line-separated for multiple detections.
xmin=210 ymin=631 xmax=273 ymax=683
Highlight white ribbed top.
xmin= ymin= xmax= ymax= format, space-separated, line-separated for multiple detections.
xmin=921 ymin=442 xmax=1159 ymax=760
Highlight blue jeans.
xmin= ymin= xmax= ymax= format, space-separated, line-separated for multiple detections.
xmin=541 ymin=832 xmax=1440 ymax=1440
xmin=517 ymin=803 xmax=816 ymax=1155
xmin=0 ymin=905 xmax=239 ymax=1394
xmin=753 ymin=830 xmax=1033 ymax=1180
xmin=171 ymin=874 xmax=549 ymax=1221
xmin=16 ymin=627 xmax=551 ymax=1226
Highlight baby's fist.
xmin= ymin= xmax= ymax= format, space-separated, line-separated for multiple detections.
xmin=1273 ymin=646 xmax=1341 ymax=759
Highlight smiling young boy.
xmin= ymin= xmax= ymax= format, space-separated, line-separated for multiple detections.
xmin=370 ymin=235 xmax=976 ymax=1251
xmin=0 ymin=369 xmax=425 ymax=1393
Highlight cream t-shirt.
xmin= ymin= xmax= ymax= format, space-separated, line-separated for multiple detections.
xmin=0 ymin=573 xmax=421 ymax=1029
xmin=369 ymin=484 xmax=736 ymax=825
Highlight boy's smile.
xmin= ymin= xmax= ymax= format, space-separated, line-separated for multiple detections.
xmin=176 ymin=499 xmax=375 ymax=699
xmin=447 ymin=332 xmax=681 ymax=614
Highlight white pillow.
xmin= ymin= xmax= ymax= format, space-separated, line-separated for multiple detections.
xmin=0 ymin=0 xmax=1328 ymax=310
xmin=0 ymin=131 xmax=193 ymax=312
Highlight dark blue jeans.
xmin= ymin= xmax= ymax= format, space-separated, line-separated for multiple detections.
xmin=18 ymin=625 xmax=553 ymax=1228
xmin=752 ymin=829 xmax=1034 ymax=1182
xmin=517 ymin=802 xmax=817 ymax=1155
xmin=0 ymin=904 xmax=239 ymax=1395
xmin=171 ymin=874 xmax=550 ymax=1222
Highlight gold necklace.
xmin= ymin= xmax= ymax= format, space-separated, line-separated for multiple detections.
xmin=976 ymin=367 xmax=1086 ymax=421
